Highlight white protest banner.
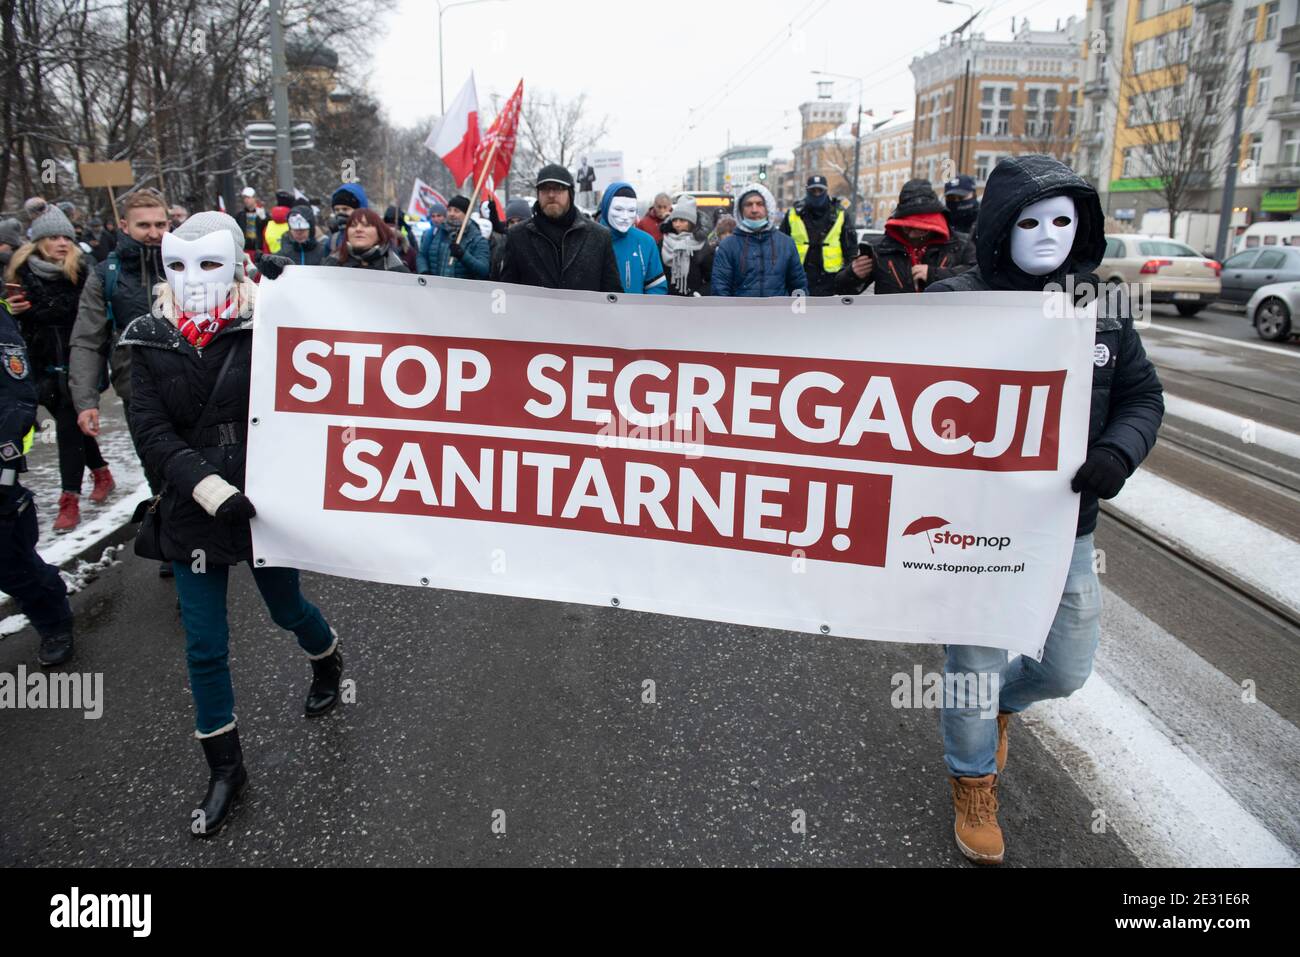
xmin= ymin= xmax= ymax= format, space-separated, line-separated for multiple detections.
xmin=247 ymin=272 xmax=1095 ymax=657
xmin=406 ymin=178 xmax=447 ymax=219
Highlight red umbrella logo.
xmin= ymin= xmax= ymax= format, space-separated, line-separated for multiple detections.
xmin=903 ymin=516 xmax=950 ymax=554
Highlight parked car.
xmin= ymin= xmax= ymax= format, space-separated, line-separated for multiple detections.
xmin=1244 ymin=281 xmax=1300 ymax=341
xmin=1101 ymin=234 xmax=1222 ymax=316
xmin=1218 ymin=246 xmax=1300 ymax=305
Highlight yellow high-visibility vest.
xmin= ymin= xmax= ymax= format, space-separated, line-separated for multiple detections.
xmin=22 ymin=426 xmax=34 ymax=455
xmin=788 ymin=208 xmax=845 ymax=271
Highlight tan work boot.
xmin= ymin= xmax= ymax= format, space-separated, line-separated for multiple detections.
xmin=996 ymin=711 xmax=1010 ymax=774
xmin=951 ymin=774 xmax=1004 ymax=864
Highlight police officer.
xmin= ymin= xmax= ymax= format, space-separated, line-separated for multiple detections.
xmin=0 ymin=299 xmax=75 ymax=666
xmin=780 ymin=175 xmax=858 ymax=297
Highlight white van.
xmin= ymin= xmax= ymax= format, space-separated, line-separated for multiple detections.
xmin=1235 ymin=221 xmax=1300 ymax=252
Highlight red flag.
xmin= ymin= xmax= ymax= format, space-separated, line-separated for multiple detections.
xmin=425 ymin=73 xmax=482 ymax=187
xmin=474 ymin=79 xmax=523 ymax=186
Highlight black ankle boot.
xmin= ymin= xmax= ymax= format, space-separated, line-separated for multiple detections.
xmin=193 ymin=726 xmax=247 ymax=838
xmin=305 ymin=648 xmax=344 ymax=717
xmin=37 ymin=627 xmax=74 ymax=667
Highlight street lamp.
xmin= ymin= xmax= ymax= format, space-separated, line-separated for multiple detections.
xmin=437 ymin=0 xmax=508 ymax=114
xmin=812 ymin=70 xmax=864 ymax=228
xmin=939 ymin=1 xmax=982 ymax=176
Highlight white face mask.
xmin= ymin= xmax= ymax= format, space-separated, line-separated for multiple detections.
xmin=162 ymin=230 xmax=237 ymax=315
xmin=606 ymin=196 xmax=639 ymax=234
xmin=1010 ymin=195 xmax=1078 ymax=276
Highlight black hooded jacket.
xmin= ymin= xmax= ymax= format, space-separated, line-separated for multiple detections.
xmin=834 ymin=180 xmax=975 ymax=295
xmin=927 ymin=154 xmax=1164 ymax=537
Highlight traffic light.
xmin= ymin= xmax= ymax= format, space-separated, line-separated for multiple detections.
xmin=758 ymin=163 xmax=767 ymax=181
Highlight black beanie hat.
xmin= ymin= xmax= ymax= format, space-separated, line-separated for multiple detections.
xmin=612 ymin=185 xmax=636 ymax=199
xmin=448 ymin=195 xmax=471 ymax=214
xmin=331 ymin=186 xmax=363 ymax=210
xmin=535 ymin=164 xmax=574 ymax=190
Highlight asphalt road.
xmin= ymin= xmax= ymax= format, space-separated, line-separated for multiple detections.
xmin=0 ymin=548 xmax=1139 ymax=867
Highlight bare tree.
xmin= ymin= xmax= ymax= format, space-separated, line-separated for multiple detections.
xmin=2 ymin=0 xmax=394 ymax=216
xmin=1114 ymin=15 xmax=1257 ymax=237
xmin=516 ymin=90 xmax=610 ymax=179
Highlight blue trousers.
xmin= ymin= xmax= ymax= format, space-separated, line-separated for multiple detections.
xmin=940 ymin=533 xmax=1102 ymax=777
xmin=0 ymin=487 xmax=72 ymax=637
xmin=172 ymin=561 xmax=334 ymax=735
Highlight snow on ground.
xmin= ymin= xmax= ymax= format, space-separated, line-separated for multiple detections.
xmin=1106 ymin=469 xmax=1300 ymax=618
xmin=0 ymin=393 xmax=148 ymax=638
xmin=1163 ymin=392 xmax=1300 ymax=460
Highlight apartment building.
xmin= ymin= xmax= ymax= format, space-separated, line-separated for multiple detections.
xmin=910 ymin=17 xmax=1084 ymax=194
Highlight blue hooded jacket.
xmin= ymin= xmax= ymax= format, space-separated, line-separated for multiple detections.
xmin=598 ymin=182 xmax=666 ymax=295
xmin=711 ymin=182 xmax=807 ymax=297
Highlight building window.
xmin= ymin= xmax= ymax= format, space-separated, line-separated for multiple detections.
xmin=975 ymin=152 xmax=993 ymax=183
xmin=1258 ymin=66 xmax=1272 ymax=104
xmin=1249 ymin=132 xmax=1263 ymax=167
xmin=1291 ymin=61 xmax=1300 ymax=100
xmin=1265 ymin=1 xmax=1279 ymax=40
xmin=980 ymin=84 xmax=1013 ymax=135
xmin=1283 ymin=128 xmax=1300 ymax=166
xmin=1122 ymin=146 xmax=1152 ymax=178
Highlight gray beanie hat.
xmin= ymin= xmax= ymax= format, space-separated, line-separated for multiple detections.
xmin=668 ymin=195 xmax=698 ymax=226
xmin=29 ymin=205 xmax=76 ymax=242
xmin=0 ymin=217 xmax=23 ymax=248
xmin=172 ymin=210 xmax=247 ymax=277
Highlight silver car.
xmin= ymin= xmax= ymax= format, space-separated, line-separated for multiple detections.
xmin=1244 ymin=280 xmax=1299 ymax=341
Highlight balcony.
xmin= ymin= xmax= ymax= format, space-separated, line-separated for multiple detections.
xmin=1083 ymin=77 xmax=1110 ymax=98
xmin=1194 ymin=0 xmax=1232 ymax=8
xmin=1271 ymin=95 xmax=1300 ymax=120
xmin=1280 ymin=23 xmax=1300 ymax=53
xmin=1260 ymin=163 xmax=1300 ymax=187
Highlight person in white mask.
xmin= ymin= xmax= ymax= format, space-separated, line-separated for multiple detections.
xmin=597 ymin=182 xmax=666 ymax=295
xmin=925 ymin=155 xmax=1165 ymax=865
xmin=118 ymin=211 xmax=344 ymax=839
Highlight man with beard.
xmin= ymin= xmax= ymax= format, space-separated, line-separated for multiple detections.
xmin=780 ymin=175 xmax=857 ymax=296
xmin=497 ymin=165 xmax=621 ymax=292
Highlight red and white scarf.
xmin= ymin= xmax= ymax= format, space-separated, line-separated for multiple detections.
xmin=177 ymin=296 xmax=240 ymax=349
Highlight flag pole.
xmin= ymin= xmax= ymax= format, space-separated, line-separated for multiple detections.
xmin=456 ymin=136 xmax=500 ymax=244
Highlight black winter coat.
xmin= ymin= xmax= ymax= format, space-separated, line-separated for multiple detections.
xmin=324 ymin=244 xmax=410 ymax=272
xmin=927 ymin=153 xmax=1164 ymax=537
xmin=14 ymin=259 xmax=86 ymax=409
xmin=498 ymin=208 xmax=622 ymax=292
xmin=280 ymin=236 xmax=327 ymax=266
xmin=834 ymin=230 xmax=975 ymax=295
xmin=120 ymin=312 xmax=255 ymax=564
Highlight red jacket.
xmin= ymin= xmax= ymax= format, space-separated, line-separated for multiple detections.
xmin=635 ymin=213 xmax=663 ymax=245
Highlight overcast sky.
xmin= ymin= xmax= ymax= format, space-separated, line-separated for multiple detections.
xmin=373 ymin=0 xmax=1088 ymax=195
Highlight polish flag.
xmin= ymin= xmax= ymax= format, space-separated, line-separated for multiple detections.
xmin=424 ymin=73 xmax=482 ymax=187
xmin=474 ymin=79 xmax=524 ymax=187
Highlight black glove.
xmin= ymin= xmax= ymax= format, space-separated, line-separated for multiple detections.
xmin=1071 ymin=447 xmax=1129 ymax=499
xmin=258 ymin=255 xmax=293 ymax=280
xmin=448 ymin=241 xmax=463 ymax=260
xmin=214 ymin=492 xmax=257 ymax=524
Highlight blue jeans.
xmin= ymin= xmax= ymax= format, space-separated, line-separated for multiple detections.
xmin=940 ymin=533 xmax=1101 ymax=777
xmin=172 ymin=561 xmax=334 ymax=735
